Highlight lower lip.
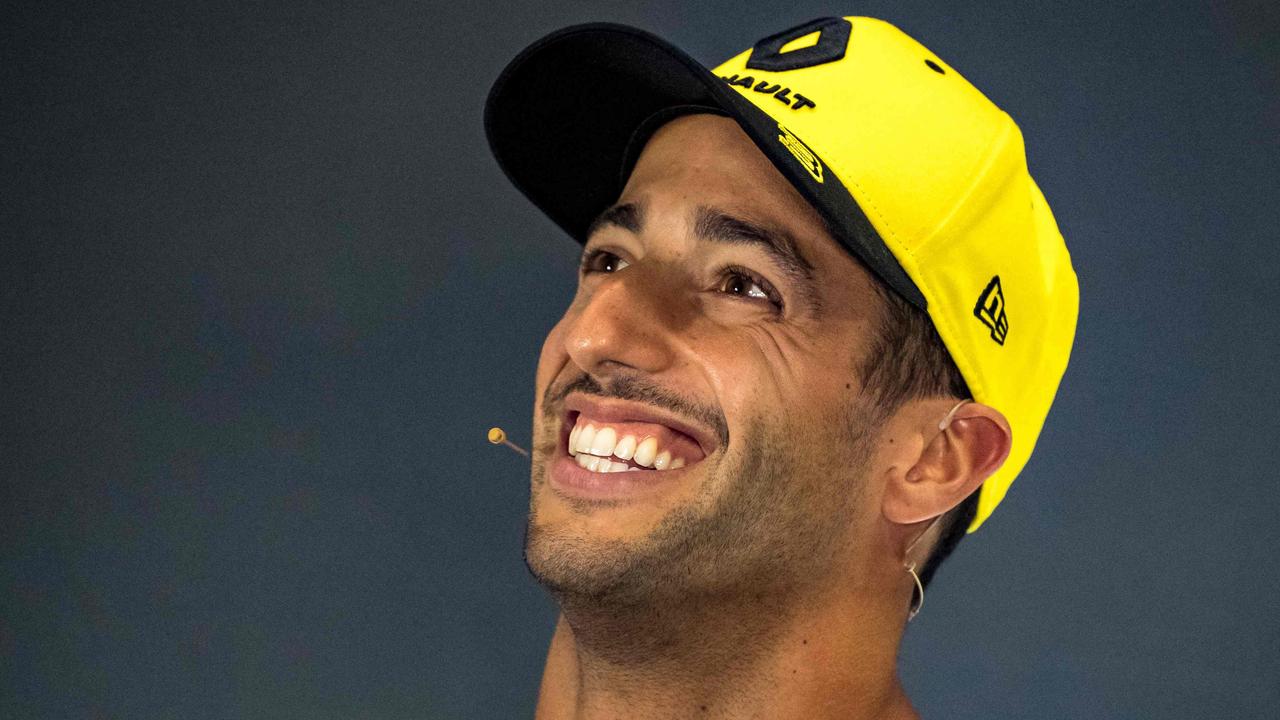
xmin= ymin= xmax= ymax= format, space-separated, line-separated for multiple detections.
xmin=547 ymin=454 xmax=686 ymax=501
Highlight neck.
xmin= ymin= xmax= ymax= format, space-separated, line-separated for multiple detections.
xmin=534 ymin=579 xmax=918 ymax=720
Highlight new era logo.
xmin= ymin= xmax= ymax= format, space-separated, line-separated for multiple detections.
xmin=974 ymin=276 xmax=1008 ymax=345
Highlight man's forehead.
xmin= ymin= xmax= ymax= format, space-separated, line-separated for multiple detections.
xmin=616 ymin=115 xmax=846 ymax=258
xmin=626 ymin=115 xmax=805 ymax=205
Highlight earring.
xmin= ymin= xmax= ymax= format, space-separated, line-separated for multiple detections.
xmin=906 ymin=563 xmax=925 ymax=620
xmin=903 ymin=510 xmax=945 ymax=622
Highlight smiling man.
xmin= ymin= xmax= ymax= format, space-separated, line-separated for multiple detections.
xmin=485 ymin=16 xmax=1078 ymax=720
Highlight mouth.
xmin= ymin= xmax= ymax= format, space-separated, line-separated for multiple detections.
xmin=545 ymin=394 xmax=719 ymax=501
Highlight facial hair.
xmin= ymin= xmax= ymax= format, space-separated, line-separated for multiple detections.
xmin=524 ymin=373 xmax=876 ymax=612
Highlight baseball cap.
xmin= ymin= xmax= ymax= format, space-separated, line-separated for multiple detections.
xmin=485 ymin=16 xmax=1079 ymax=532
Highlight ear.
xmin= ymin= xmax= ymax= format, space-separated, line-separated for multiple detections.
xmin=882 ymin=401 xmax=1012 ymax=526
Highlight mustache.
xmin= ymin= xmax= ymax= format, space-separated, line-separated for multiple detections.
xmin=544 ymin=373 xmax=730 ymax=449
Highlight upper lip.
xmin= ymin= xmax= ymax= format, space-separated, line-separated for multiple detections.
xmin=561 ymin=393 xmax=721 ymax=460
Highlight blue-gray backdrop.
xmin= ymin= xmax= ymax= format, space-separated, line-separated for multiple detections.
xmin=3 ymin=1 xmax=1277 ymax=718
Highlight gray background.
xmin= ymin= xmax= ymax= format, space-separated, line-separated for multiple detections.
xmin=2 ymin=1 xmax=1277 ymax=718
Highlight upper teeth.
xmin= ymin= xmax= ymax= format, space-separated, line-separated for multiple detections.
xmin=568 ymin=419 xmax=687 ymax=472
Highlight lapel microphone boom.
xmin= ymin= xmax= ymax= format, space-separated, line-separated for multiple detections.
xmin=488 ymin=427 xmax=530 ymax=458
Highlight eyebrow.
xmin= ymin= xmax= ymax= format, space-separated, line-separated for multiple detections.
xmin=585 ymin=202 xmax=643 ymax=238
xmin=692 ymin=206 xmax=815 ymax=285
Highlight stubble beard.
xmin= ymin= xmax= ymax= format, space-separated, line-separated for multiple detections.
xmin=523 ymin=410 xmax=874 ymax=617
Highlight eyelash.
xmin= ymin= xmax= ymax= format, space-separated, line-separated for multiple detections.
xmin=579 ymin=249 xmax=784 ymax=312
xmin=579 ymin=248 xmax=627 ymax=274
xmin=717 ymin=264 xmax=784 ymax=311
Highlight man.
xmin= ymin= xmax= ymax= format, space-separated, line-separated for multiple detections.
xmin=485 ymin=15 xmax=1077 ymax=719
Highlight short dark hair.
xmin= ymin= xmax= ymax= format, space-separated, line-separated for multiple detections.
xmin=858 ymin=278 xmax=978 ymax=591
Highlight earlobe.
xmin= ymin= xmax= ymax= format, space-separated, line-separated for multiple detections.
xmin=882 ymin=401 xmax=1012 ymax=526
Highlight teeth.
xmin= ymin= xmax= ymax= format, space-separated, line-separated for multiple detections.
xmin=613 ymin=435 xmax=637 ymax=460
xmin=569 ymin=422 xmax=695 ymax=473
xmin=590 ymin=427 xmax=617 ymax=457
xmin=575 ymin=424 xmax=597 ymax=455
xmin=653 ymin=450 xmax=671 ymax=471
xmin=633 ymin=437 xmax=658 ymax=467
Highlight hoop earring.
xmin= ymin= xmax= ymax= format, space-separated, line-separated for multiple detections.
xmin=906 ymin=563 xmax=925 ymax=621
xmin=903 ymin=514 xmax=941 ymax=622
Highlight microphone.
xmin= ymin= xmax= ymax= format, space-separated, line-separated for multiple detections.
xmin=487 ymin=427 xmax=530 ymax=457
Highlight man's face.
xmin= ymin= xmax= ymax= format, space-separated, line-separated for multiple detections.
xmin=525 ymin=114 xmax=892 ymax=605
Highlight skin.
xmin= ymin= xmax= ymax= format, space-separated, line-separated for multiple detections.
xmin=525 ymin=114 xmax=1012 ymax=720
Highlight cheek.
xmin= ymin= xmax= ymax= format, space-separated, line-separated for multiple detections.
xmin=695 ymin=340 xmax=792 ymax=452
xmin=538 ymin=319 xmax=566 ymax=367
xmin=708 ymin=327 xmax=863 ymax=462
xmin=533 ymin=318 xmax=571 ymax=409
xmin=706 ymin=326 xmax=810 ymax=413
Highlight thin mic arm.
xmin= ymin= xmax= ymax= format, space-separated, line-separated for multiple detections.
xmin=487 ymin=427 xmax=530 ymax=457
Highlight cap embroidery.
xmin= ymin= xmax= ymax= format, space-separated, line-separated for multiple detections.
xmin=720 ymin=74 xmax=816 ymax=110
xmin=974 ymin=276 xmax=1008 ymax=345
xmin=745 ymin=17 xmax=851 ymax=72
xmin=776 ymin=123 xmax=824 ymax=183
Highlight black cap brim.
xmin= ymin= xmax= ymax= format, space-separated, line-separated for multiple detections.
xmin=484 ymin=23 xmax=926 ymax=309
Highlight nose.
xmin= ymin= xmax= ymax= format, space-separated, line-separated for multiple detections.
xmin=562 ymin=263 xmax=681 ymax=379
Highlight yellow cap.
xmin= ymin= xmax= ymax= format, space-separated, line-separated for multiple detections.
xmin=486 ymin=17 xmax=1079 ymax=531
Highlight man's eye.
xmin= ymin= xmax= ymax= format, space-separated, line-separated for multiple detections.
xmin=580 ymin=249 xmax=630 ymax=273
xmin=716 ymin=266 xmax=783 ymax=310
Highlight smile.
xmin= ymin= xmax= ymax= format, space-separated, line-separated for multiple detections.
xmin=546 ymin=394 xmax=716 ymax=500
